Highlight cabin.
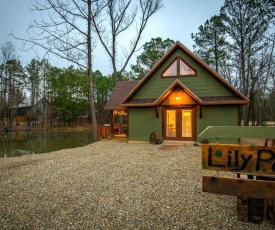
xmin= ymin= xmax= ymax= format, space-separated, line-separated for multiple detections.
xmin=104 ymin=41 xmax=249 ymax=143
xmin=14 ymin=97 xmax=50 ymax=127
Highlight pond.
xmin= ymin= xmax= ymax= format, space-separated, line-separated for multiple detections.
xmin=0 ymin=131 xmax=94 ymax=158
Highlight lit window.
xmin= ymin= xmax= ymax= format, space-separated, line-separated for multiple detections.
xmin=162 ymin=57 xmax=196 ymax=77
xmin=180 ymin=60 xmax=195 ymax=75
xmin=163 ymin=61 xmax=177 ymax=76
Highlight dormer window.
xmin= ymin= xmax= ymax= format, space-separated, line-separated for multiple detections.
xmin=162 ymin=57 xmax=196 ymax=78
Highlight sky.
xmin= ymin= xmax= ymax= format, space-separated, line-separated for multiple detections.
xmin=0 ymin=0 xmax=225 ymax=76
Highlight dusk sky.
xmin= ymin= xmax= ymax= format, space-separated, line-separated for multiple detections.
xmin=0 ymin=0 xmax=225 ymax=75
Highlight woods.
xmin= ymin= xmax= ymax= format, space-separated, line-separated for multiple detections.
xmin=0 ymin=47 xmax=113 ymax=130
xmin=1 ymin=0 xmax=275 ymax=135
xmin=7 ymin=0 xmax=163 ymax=141
xmin=192 ymin=0 xmax=275 ymax=125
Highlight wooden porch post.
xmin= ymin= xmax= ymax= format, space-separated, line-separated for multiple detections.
xmin=111 ymin=110 xmax=114 ymax=136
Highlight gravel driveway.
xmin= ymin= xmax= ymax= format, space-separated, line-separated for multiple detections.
xmin=0 ymin=140 xmax=273 ymax=229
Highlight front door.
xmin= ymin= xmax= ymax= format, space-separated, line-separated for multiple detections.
xmin=164 ymin=108 xmax=195 ymax=141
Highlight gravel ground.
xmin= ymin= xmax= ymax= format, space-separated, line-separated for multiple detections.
xmin=0 ymin=139 xmax=274 ymax=229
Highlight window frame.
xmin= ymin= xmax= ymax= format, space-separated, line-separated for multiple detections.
xmin=161 ymin=57 xmax=197 ymax=78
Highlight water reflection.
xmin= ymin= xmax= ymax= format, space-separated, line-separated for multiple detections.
xmin=0 ymin=131 xmax=94 ymax=158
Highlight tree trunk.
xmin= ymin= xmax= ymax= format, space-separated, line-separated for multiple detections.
xmin=88 ymin=0 xmax=99 ymax=142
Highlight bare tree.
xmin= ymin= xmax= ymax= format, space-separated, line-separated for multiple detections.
xmin=0 ymin=42 xmax=23 ymax=128
xmin=0 ymin=41 xmax=17 ymax=64
xmin=92 ymin=0 xmax=163 ymax=83
xmin=221 ymin=0 xmax=274 ymax=125
xmin=13 ymin=0 xmax=109 ymax=141
xmin=26 ymin=59 xmax=42 ymax=116
xmin=254 ymin=32 xmax=275 ymax=125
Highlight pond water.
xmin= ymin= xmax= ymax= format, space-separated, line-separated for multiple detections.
xmin=0 ymin=131 xmax=94 ymax=158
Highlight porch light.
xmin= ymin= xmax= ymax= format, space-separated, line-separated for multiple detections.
xmin=176 ymin=96 xmax=180 ymax=101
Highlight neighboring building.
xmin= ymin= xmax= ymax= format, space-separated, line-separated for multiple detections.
xmin=14 ymin=97 xmax=50 ymax=126
xmin=105 ymin=41 xmax=249 ymax=143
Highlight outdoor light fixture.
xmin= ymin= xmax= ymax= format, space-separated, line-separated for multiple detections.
xmin=175 ymin=87 xmax=180 ymax=101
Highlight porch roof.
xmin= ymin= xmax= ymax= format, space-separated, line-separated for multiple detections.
xmin=122 ymin=98 xmax=157 ymax=106
xmin=199 ymin=96 xmax=246 ymax=105
xmin=104 ymin=80 xmax=140 ymax=110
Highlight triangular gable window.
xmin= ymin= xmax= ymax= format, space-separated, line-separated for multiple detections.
xmin=162 ymin=57 xmax=196 ymax=78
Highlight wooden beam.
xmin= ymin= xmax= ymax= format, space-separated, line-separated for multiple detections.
xmin=202 ymin=176 xmax=275 ymax=200
xmin=111 ymin=110 xmax=114 ymax=135
xmin=155 ymin=106 xmax=159 ymax=119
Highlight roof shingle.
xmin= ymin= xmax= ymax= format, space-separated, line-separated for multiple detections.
xmin=104 ymin=80 xmax=140 ymax=110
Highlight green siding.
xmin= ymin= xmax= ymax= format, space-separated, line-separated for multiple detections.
xmin=127 ymin=46 xmax=242 ymax=143
xmin=133 ymin=48 xmax=234 ymax=100
xmin=128 ymin=107 xmax=162 ymax=141
xmin=196 ymin=105 xmax=239 ymax=144
xmin=128 ymin=105 xmax=240 ymax=143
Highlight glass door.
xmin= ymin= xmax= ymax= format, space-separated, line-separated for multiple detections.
xmin=166 ymin=110 xmax=176 ymax=137
xmin=164 ymin=108 xmax=195 ymax=141
xmin=182 ymin=110 xmax=192 ymax=137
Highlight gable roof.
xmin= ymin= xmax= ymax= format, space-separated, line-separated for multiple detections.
xmin=104 ymin=80 xmax=140 ymax=110
xmin=155 ymin=79 xmax=202 ymax=105
xmin=120 ymin=41 xmax=249 ymax=107
xmin=16 ymin=96 xmax=49 ymax=108
xmin=122 ymin=79 xmax=247 ymax=106
xmin=122 ymin=80 xmax=200 ymax=106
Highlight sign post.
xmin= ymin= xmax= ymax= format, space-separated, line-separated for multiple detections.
xmin=201 ymin=143 xmax=275 ymax=224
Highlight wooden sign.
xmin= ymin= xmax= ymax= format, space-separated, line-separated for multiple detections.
xmin=201 ymin=144 xmax=275 ymax=175
xmin=202 ymin=176 xmax=275 ymax=200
